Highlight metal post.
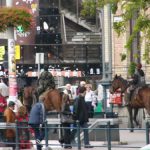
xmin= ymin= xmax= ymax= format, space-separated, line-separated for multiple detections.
xmin=76 ymin=121 xmax=81 ymax=150
xmin=146 ymin=121 xmax=149 ymax=144
xmin=45 ymin=121 xmax=49 ymax=148
xmin=76 ymin=0 xmax=79 ymax=23
xmin=107 ymin=121 xmax=111 ymax=150
xmin=15 ymin=120 xmax=19 ymax=150
xmin=38 ymin=53 xmax=40 ymax=78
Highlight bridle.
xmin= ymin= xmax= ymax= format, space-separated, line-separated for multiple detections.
xmin=111 ymin=76 xmax=129 ymax=93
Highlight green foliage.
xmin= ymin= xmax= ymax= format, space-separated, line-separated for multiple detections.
xmin=80 ymin=0 xmax=97 ymax=18
xmin=113 ymin=21 xmax=126 ymax=36
xmin=120 ymin=53 xmax=126 ymax=61
xmin=81 ymin=0 xmax=150 ymax=66
xmin=0 ymin=7 xmax=32 ymax=32
xmin=128 ymin=62 xmax=136 ymax=76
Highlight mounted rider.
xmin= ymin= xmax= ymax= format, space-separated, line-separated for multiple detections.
xmin=37 ymin=65 xmax=55 ymax=97
xmin=126 ymin=63 xmax=145 ymax=106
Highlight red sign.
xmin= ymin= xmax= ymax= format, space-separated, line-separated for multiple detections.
xmin=110 ymin=90 xmax=122 ymax=105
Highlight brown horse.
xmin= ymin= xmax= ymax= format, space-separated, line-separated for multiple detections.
xmin=110 ymin=75 xmax=150 ymax=132
xmin=42 ymin=89 xmax=63 ymax=112
xmin=23 ymin=85 xmax=36 ymax=113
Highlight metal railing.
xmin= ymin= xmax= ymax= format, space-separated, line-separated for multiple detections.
xmin=0 ymin=120 xmax=149 ymax=150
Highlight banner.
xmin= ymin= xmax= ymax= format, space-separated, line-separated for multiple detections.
xmin=0 ymin=46 xmax=5 ymax=60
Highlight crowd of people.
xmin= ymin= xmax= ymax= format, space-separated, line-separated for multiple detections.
xmin=0 ymin=63 xmax=146 ymax=149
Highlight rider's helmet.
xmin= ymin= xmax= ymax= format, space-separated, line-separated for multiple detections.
xmin=137 ymin=63 xmax=142 ymax=69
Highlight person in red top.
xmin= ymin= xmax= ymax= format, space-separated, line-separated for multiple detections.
xmin=0 ymin=88 xmax=7 ymax=142
xmin=16 ymin=105 xmax=34 ymax=149
xmin=0 ymin=89 xmax=7 ymax=121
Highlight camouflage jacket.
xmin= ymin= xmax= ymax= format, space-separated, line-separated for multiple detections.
xmin=37 ymin=71 xmax=55 ymax=96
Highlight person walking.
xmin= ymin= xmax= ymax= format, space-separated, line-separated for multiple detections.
xmin=59 ymin=94 xmax=73 ymax=149
xmin=72 ymin=86 xmax=93 ymax=148
xmin=28 ymin=95 xmax=46 ymax=150
xmin=3 ymin=101 xmax=16 ymax=150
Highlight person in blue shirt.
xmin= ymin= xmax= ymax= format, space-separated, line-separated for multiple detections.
xmin=28 ymin=95 xmax=46 ymax=150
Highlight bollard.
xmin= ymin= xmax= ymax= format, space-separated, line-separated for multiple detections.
xmin=107 ymin=121 xmax=111 ymax=150
xmin=76 ymin=120 xmax=81 ymax=150
xmin=15 ymin=120 xmax=19 ymax=150
xmin=146 ymin=121 xmax=149 ymax=144
xmin=45 ymin=120 xmax=49 ymax=148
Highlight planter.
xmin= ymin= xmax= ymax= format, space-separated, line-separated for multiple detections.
xmin=0 ymin=7 xmax=32 ymax=32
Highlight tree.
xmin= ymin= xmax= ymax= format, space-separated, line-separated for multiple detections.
xmin=81 ymin=0 xmax=150 ymax=74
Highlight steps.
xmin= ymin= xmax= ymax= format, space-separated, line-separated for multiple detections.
xmin=61 ymin=9 xmax=98 ymax=32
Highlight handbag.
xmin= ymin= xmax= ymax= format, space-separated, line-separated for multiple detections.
xmin=61 ymin=114 xmax=74 ymax=124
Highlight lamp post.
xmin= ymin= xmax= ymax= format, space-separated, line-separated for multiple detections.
xmin=7 ymin=0 xmax=18 ymax=102
xmin=99 ymin=4 xmax=112 ymax=113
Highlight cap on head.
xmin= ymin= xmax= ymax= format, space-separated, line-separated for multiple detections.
xmin=8 ymin=101 xmax=15 ymax=107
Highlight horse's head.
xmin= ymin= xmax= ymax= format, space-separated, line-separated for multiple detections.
xmin=110 ymin=75 xmax=128 ymax=94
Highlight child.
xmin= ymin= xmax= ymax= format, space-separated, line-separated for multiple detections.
xmin=16 ymin=105 xmax=34 ymax=149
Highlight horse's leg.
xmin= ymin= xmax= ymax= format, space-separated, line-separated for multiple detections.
xmin=127 ymin=106 xmax=134 ymax=132
xmin=133 ymin=108 xmax=140 ymax=127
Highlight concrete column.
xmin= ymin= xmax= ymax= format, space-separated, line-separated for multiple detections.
xmin=102 ymin=4 xmax=112 ymax=81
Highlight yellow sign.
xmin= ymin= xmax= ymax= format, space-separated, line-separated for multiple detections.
xmin=15 ymin=45 xmax=20 ymax=60
xmin=0 ymin=46 xmax=5 ymax=60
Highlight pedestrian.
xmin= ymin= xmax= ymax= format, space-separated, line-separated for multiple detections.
xmin=0 ymin=88 xmax=7 ymax=142
xmin=3 ymin=101 xmax=16 ymax=150
xmin=63 ymin=83 xmax=74 ymax=102
xmin=72 ymin=86 xmax=93 ymax=148
xmin=16 ymin=105 xmax=34 ymax=149
xmin=0 ymin=77 xmax=9 ymax=99
xmin=76 ymin=81 xmax=86 ymax=96
xmin=0 ymin=88 xmax=7 ymax=121
xmin=28 ymin=95 xmax=46 ymax=150
xmin=59 ymin=93 xmax=74 ymax=149
xmin=85 ymin=84 xmax=97 ymax=118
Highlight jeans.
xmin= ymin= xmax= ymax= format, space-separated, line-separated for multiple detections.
xmin=30 ymin=124 xmax=45 ymax=150
xmin=71 ymin=122 xmax=90 ymax=145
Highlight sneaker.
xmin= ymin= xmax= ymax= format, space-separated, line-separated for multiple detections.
xmin=84 ymin=145 xmax=93 ymax=148
xmin=37 ymin=144 xmax=43 ymax=150
xmin=64 ymin=145 xmax=72 ymax=149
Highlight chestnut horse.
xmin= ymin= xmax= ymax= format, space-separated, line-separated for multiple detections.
xmin=23 ymin=85 xmax=36 ymax=113
xmin=41 ymin=89 xmax=63 ymax=112
xmin=110 ymin=75 xmax=150 ymax=132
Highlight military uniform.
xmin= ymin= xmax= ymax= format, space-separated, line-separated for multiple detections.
xmin=37 ymin=71 xmax=55 ymax=96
